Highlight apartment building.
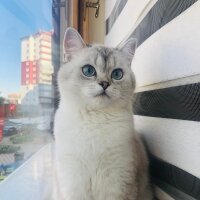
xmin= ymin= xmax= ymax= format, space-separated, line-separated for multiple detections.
xmin=20 ymin=31 xmax=53 ymax=107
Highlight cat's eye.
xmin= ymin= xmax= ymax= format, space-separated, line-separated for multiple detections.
xmin=111 ymin=68 xmax=123 ymax=80
xmin=82 ymin=65 xmax=96 ymax=77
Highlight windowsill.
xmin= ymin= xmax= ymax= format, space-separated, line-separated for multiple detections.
xmin=0 ymin=143 xmax=54 ymax=200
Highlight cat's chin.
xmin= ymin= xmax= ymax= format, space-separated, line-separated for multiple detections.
xmin=84 ymin=95 xmax=112 ymax=109
xmin=95 ymin=92 xmax=110 ymax=98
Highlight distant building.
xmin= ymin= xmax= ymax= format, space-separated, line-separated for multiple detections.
xmin=20 ymin=31 xmax=54 ymax=107
xmin=7 ymin=93 xmax=20 ymax=104
xmin=21 ymin=84 xmax=53 ymax=107
xmin=21 ymin=31 xmax=53 ymax=86
xmin=19 ymin=31 xmax=54 ymax=119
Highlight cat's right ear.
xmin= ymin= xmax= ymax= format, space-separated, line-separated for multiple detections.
xmin=63 ymin=27 xmax=86 ymax=62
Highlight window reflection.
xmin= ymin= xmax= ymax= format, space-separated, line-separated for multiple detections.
xmin=0 ymin=0 xmax=54 ymax=182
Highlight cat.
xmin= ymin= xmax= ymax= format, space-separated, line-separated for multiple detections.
xmin=52 ymin=27 xmax=152 ymax=200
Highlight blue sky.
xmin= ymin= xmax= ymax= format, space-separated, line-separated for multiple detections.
xmin=0 ymin=0 xmax=52 ymax=97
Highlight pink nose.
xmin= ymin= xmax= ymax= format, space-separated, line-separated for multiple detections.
xmin=99 ymin=81 xmax=110 ymax=90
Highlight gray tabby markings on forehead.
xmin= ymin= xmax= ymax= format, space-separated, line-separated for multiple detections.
xmin=96 ymin=47 xmax=115 ymax=72
xmin=97 ymin=47 xmax=113 ymax=59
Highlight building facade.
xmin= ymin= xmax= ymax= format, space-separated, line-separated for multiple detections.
xmin=20 ymin=31 xmax=54 ymax=107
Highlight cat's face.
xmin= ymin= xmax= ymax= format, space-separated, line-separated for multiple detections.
xmin=58 ymin=28 xmax=137 ymax=109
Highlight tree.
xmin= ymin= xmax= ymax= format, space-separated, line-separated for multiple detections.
xmin=0 ymin=97 xmax=5 ymax=105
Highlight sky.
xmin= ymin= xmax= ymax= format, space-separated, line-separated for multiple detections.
xmin=0 ymin=0 xmax=53 ymax=97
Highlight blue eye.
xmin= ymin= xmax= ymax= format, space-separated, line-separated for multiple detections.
xmin=111 ymin=68 xmax=123 ymax=80
xmin=82 ymin=65 xmax=96 ymax=77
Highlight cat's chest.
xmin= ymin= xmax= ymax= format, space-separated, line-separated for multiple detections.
xmin=56 ymin=119 xmax=124 ymax=146
xmin=54 ymin=109 xmax=134 ymax=158
xmin=56 ymin=110 xmax=131 ymax=135
xmin=55 ymin=116 xmax=132 ymax=158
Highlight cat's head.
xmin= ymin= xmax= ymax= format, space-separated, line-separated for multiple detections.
xmin=58 ymin=27 xmax=137 ymax=110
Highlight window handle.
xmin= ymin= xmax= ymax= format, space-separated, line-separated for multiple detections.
xmin=86 ymin=0 xmax=100 ymax=18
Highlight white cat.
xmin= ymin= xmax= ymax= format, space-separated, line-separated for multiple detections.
xmin=53 ymin=27 xmax=152 ymax=200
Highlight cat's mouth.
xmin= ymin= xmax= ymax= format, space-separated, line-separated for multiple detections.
xmin=95 ymin=91 xmax=110 ymax=98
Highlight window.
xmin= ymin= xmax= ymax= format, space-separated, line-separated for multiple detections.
xmin=0 ymin=0 xmax=55 ymax=187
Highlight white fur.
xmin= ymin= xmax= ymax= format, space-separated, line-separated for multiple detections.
xmin=52 ymin=28 xmax=152 ymax=200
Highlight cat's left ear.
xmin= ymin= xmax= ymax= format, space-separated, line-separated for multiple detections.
xmin=63 ymin=27 xmax=86 ymax=62
xmin=119 ymin=38 xmax=137 ymax=62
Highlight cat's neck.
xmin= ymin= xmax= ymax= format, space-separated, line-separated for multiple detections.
xmin=59 ymin=99 xmax=133 ymax=123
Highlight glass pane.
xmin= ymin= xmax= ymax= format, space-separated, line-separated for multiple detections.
xmin=0 ymin=0 xmax=54 ymax=182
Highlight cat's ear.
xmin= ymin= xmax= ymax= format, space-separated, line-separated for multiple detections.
xmin=119 ymin=38 xmax=137 ymax=61
xmin=63 ymin=27 xmax=86 ymax=61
